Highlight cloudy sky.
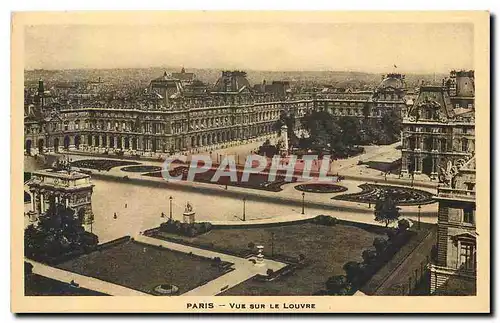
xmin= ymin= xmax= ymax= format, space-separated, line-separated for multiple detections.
xmin=24 ymin=23 xmax=473 ymax=73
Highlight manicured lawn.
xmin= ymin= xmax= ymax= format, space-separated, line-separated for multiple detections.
xmin=155 ymin=222 xmax=385 ymax=295
xmin=71 ymin=159 xmax=140 ymax=171
xmin=145 ymin=166 xmax=297 ymax=192
xmin=55 ymin=240 xmax=230 ymax=295
xmin=25 ymin=274 xmax=108 ymax=296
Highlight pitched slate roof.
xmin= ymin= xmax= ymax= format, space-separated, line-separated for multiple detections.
xmin=411 ymin=86 xmax=455 ymax=118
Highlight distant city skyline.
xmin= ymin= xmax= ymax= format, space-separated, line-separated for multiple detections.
xmin=25 ymin=23 xmax=473 ymax=73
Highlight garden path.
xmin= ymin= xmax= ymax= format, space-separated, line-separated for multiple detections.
xmin=134 ymin=235 xmax=287 ymax=296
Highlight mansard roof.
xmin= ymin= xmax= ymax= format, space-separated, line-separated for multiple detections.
xmin=412 ymin=86 xmax=455 ymax=118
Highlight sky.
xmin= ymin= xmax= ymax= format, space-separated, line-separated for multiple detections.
xmin=24 ymin=23 xmax=473 ymax=73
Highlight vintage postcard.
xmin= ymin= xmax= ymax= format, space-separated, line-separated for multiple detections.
xmin=11 ymin=11 xmax=490 ymax=313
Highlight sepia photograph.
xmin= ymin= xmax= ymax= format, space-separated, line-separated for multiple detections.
xmin=11 ymin=11 xmax=490 ymax=313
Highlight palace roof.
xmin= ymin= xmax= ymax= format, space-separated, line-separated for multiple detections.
xmin=377 ymin=73 xmax=406 ymax=91
xmin=412 ymin=86 xmax=455 ymax=118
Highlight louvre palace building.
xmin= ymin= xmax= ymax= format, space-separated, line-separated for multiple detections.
xmin=24 ymin=69 xmax=408 ymax=158
xmin=400 ymin=70 xmax=475 ymax=180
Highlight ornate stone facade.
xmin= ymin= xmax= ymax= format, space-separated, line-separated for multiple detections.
xmin=25 ymin=165 xmax=95 ymax=225
xmin=24 ymin=70 xmax=408 ymax=158
xmin=401 ymin=70 xmax=475 ymax=180
xmin=429 ymin=156 xmax=476 ymax=295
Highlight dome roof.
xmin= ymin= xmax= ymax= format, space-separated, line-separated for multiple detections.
xmin=377 ymin=74 xmax=405 ymax=90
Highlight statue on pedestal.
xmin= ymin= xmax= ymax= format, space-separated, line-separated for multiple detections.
xmin=183 ymin=201 xmax=195 ymax=224
xmin=255 ymin=245 xmax=265 ymax=266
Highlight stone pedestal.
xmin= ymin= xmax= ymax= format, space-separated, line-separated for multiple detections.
xmin=183 ymin=211 xmax=195 ymax=224
xmin=255 ymin=245 xmax=265 ymax=266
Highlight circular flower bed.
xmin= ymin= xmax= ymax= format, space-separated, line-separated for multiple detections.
xmin=294 ymin=183 xmax=348 ymax=194
xmin=121 ymin=165 xmax=162 ymax=173
xmin=332 ymin=183 xmax=434 ymax=206
xmin=151 ymin=284 xmax=179 ymax=296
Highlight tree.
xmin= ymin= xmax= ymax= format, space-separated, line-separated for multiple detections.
xmin=373 ymin=237 xmax=388 ymax=254
xmin=325 ymin=275 xmax=350 ymax=295
xmin=266 ymin=268 xmax=275 ymax=276
xmin=257 ymin=141 xmax=279 ymax=157
xmin=362 ymin=249 xmax=378 ymax=265
xmin=386 ymin=229 xmax=397 ymax=241
xmin=24 ymin=261 xmax=34 ymax=278
xmin=24 ymin=203 xmax=99 ymax=261
xmin=301 ymin=110 xmax=343 ymax=155
xmin=247 ymin=242 xmax=255 ymax=250
xmin=381 ymin=109 xmax=402 ymax=143
xmin=397 ymin=219 xmax=410 ymax=232
xmin=374 ymin=195 xmax=401 ymax=227
xmin=343 ymin=261 xmax=363 ymax=283
xmin=337 ymin=116 xmax=362 ymax=147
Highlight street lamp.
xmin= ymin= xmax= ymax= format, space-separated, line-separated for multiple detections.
xmin=243 ymin=197 xmax=247 ymax=221
xmin=301 ymin=192 xmax=305 ymax=215
xmin=169 ymin=196 xmax=173 ymax=219
xmin=418 ymin=204 xmax=421 ymax=230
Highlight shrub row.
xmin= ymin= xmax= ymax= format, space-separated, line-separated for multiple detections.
xmin=348 ymin=225 xmax=414 ymax=288
xmin=159 ymin=219 xmax=213 ymax=237
xmin=311 ymin=215 xmax=339 ymax=226
xmin=321 ymin=220 xmax=413 ymax=295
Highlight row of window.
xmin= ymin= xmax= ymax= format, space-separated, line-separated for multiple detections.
xmin=406 ymin=137 xmax=471 ymax=152
xmin=454 ymin=103 xmax=474 ymax=109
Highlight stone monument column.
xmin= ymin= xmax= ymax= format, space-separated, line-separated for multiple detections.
xmin=280 ymin=125 xmax=289 ymax=154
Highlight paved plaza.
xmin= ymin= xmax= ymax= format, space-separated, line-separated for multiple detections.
xmin=24 ymin=142 xmax=439 ymax=244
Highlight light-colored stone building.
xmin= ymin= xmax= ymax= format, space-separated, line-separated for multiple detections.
xmin=26 ymin=165 xmax=95 ymax=226
xmin=401 ymin=70 xmax=475 ymax=180
xmin=24 ymin=69 xmax=408 ymax=158
xmin=429 ymin=156 xmax=476 ymax=295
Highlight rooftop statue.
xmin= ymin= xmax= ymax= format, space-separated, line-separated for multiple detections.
xmin=185 ymin=201 xmax=193 ymax=213
xmin=438 ymin=161 xmax=459 ymax=188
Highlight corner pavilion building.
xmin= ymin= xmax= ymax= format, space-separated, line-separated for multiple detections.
xmin=429 ymin=156 xmax=476 ymax=295
xmin=401 ymin=70 xmax=475 ymax=180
